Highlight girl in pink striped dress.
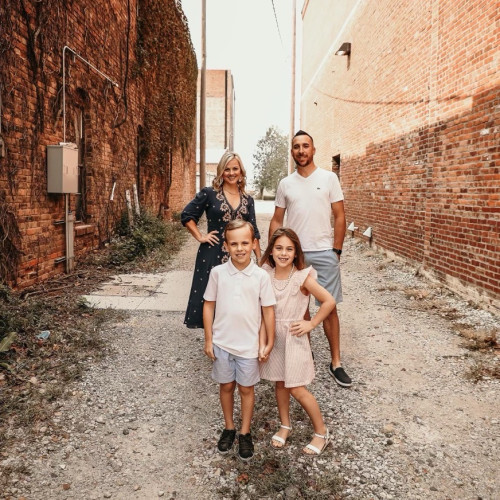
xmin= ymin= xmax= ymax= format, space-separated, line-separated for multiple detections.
xmin=260 ymin=228 xmax=336 ymax=455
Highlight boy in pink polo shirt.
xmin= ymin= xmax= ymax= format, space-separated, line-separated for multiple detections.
xmin=203 ymin=220 xmax=276 ymax=461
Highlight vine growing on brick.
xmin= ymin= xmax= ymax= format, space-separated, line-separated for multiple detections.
xmin=135 ymin=0 xmax=198 ymax=173
xmin=0 ymin=191 xmax=22 ymax=284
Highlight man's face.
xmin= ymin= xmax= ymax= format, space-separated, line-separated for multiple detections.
xmin=291 ymin=135 xmax=315 ymax=168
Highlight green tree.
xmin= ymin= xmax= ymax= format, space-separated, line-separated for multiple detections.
xmin=252 ymin=126 xmax=288 ymax=199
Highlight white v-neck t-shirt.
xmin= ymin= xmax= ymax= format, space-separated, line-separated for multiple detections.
xmin=275 ymin=168 xmax=344 ymax=252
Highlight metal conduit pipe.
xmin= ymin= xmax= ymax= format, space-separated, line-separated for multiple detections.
xmin=62 ymin=45 xmax=119 ymax=143
xmin=61 ymin=45 xmax=119 ymax=272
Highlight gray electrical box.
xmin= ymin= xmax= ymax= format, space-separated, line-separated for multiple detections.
xmin=47 ymin=143 xmax=79 ymax=194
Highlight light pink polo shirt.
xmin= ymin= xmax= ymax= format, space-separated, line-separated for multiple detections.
xmin=204 ymin=259 xmax=276 ymax=358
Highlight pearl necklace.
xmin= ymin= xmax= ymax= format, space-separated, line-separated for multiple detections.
xmin=272 ymin=265 xmax=294 ymax=291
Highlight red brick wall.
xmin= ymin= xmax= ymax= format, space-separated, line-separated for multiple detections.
xmin=0 ymin=0 xmax=197 ymax=288
xmin=300 ymin=0 xmax=499 ymax=308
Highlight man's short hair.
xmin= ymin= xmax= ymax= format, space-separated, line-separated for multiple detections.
xmin=224 ymin=219 xmax=255 ymax=241
xmin=293 ymin=130 xmax=314 ymax=143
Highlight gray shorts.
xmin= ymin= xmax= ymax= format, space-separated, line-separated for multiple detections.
xmin=304 ymin=249 xmax=343 ymax=305
xmin=212 ymin=345 xmax=260 ymax=387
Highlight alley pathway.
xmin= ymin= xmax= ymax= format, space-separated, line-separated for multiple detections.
xmin=3 ymin=203 xmax=499 ymax=500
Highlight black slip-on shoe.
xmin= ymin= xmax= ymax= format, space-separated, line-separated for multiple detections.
xmin=329 ymin=364 xmax=352 ymax=387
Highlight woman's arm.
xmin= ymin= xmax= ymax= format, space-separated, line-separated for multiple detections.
xmin=185 ymin=219 xmax=220 ymax=246
xmin=289 ymin=276 xmax=336 ymax=336
xmin=181 ymin=188 xmax=220 ymax=246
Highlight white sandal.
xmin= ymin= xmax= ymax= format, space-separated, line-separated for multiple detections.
xmin=271 ymin=424 xmax=292 ymax=448
xmin=303 ymin=428 xmax=330 ymax=455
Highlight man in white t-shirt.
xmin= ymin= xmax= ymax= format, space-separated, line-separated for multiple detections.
xmin=269 ymin=130 xmax=352 ymax=387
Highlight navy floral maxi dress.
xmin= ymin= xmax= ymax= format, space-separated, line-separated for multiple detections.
xmin=181 ymin=187 xmax=261 ymax=328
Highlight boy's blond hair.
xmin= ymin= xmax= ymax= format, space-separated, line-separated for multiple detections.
xmin=224 ymin=219 xmax=255 ymax=241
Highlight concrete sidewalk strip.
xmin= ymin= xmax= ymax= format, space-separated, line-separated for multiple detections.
xmin=81 ymin=295 xmax=147 ymax=310
xmin=82 ymin=270 xmax=192 ymax=311
xmin=91 ymin=285 xmax=152 ymax=297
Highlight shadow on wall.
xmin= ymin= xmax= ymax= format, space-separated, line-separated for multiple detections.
xmin=341 ymin=84 xmax=500 ymax=305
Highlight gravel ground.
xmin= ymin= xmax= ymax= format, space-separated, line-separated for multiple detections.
xmin=2 ymin=209 xmax=499 ymax=500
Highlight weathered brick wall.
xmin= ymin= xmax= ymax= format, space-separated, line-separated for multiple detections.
xmin=301 ymin=0 xmax=499 ymax=309
xmin=0 ymin=0 xmax=197 ymax=288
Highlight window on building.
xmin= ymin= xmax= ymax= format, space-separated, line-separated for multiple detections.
xmin=332 ymin=154 xmax=341 ymax=175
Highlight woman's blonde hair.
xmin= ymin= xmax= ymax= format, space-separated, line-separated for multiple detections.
xmin=212 ymin=151 xmax=247 ymax=193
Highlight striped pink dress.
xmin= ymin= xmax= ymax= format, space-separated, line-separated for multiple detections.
xmin=260 ymin=264 xmax=317 ymax=388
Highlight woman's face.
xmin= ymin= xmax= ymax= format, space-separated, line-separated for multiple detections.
xmin=272 ymin=235 xmax=296 ymax=270
xmin=222 ymin=159 xmax=241 ymax=187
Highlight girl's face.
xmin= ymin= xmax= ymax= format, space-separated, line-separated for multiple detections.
xmin=222 ymin=159 xmax=241 ymax=187
xmin=272 ymin=235 xmax=296 ymax=269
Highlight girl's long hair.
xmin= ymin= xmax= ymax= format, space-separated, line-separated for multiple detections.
xmin=212 ymin=151 xmax=247 ymax=193
xmin=260 ymin=227 xmax=305 ymax=270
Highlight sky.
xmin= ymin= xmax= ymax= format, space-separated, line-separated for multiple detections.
xmin=180 ymin=0 xmax=301 ymax=182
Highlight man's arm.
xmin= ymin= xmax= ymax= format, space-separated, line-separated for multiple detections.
xmin=269 ymin=206 xmax=286 ymax=240
xmin=331 ymin=200 xmax=346 ymax=253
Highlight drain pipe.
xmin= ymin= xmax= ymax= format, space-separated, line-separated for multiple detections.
xmin=61 ymin=45 xmax=119 ymax=271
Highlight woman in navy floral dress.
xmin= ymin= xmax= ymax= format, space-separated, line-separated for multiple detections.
xmin=181 ymin=152 xmax=261 ymax=328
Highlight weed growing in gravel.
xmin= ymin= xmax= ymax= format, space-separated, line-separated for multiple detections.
xmin=466 ymin=360 xmax=500 ymax=382
xmin=455 ymin=326 xmax=499 ymax=382
xmin=102 ymin=209 xmax=186 ymax=269
xmin=454 ymin=326 xmax=498 ymax=352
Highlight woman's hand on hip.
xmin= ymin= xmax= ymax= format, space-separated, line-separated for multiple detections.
xmin=198 ymin=230 xmax=219 ymax=246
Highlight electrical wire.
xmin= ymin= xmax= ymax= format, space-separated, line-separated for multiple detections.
xmin=270 ymin=0 xmax=285 ymax=52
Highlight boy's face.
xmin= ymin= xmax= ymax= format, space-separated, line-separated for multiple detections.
xmin=224 ymin=226 xmax=256 ymax=269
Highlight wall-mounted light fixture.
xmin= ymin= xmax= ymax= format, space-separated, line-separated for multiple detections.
xmin=363 ymin=226 xmax=373 ymax=246
xmin=335 ymin=42 xmax=351 ymax=56
xmin=347 ymin=221 xmax=358 ymax=237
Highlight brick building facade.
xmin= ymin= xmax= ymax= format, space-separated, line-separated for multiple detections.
xmin=196 ymin=69 xmax=235 ymax=189
xmin=0 ymin=0 xmax=198 ymax=288
xmin=300 ymin=0 xmax=499 ymax=310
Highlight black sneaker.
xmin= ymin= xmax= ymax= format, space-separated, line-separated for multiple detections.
xmin=238 ymin=433 xmax=254 ymax=461
xmin=217 ymin=429 xmax=236 ymax=454
xmin=329 ymin=364 xmax=352 ymax=387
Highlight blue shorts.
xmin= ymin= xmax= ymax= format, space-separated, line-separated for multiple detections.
xmin=304 ymin=249 xmax=343 ymax=305
xmin=212 ymin=345 xmax=260 ymax=387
